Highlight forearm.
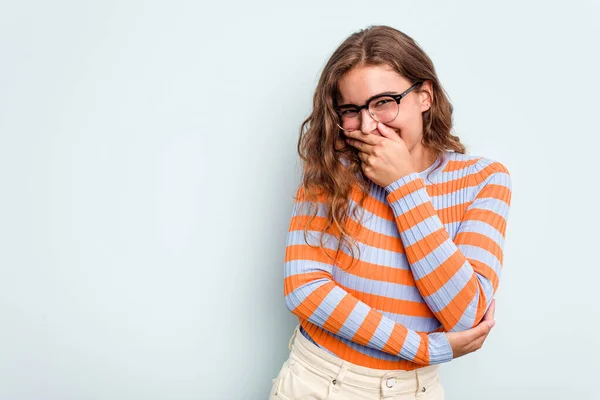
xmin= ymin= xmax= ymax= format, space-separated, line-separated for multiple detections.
xmin=285 ymin=241 xmax=453 ymax=365
xmin=383 ymin=167 xmax=511 ymax=332
xmin=285 ymin=186 xmax=456 ymax=364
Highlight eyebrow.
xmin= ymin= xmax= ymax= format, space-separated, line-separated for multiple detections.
xmin=337 ymin=91 xmax=401 ymax=108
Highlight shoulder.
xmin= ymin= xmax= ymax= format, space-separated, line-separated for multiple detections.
xmin=458 ymin=154 xmax=512 ymax=198
xmin=443 ymin=151 xmax=509 ymax=175
xmin=439 ymin=151 xmax=511 ymax=192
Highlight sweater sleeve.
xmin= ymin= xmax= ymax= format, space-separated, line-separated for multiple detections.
xmin=383 ymin=160 xmax=512 ymax=332
xmin=284 ymin=187 xmax=454 ymax=366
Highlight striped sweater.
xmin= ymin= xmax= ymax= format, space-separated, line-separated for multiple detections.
xmin=283 ymin=150 xmax=512 ymax=370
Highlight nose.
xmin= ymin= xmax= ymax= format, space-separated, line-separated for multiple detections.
xmin=359 ymin=108 xmax=378 ymax=133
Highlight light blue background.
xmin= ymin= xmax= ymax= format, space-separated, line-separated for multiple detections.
xmin=1 ymin=1 xmax=598 ymax=399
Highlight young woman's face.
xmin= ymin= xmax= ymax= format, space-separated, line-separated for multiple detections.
xmin=336 ymin=64 xmax=432 ymax=152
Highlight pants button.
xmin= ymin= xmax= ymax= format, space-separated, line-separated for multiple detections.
xmin=422 ymin=386 xmax=427 ymax=392
xmin=386 ymin=378 xmax=396 ymax=388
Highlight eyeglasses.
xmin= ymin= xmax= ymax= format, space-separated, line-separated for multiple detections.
xmin=334 ymin=81 xmax=424 ymax=132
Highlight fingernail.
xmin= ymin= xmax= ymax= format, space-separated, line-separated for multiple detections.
xmin=488 ymin=320 xmax=496 ymax=328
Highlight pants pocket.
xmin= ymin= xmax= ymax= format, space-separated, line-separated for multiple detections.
xmin=273 ymin=355 xmax=333 ymax=400
xmin=416 ymin=375 xmax=445 ymax=400
xmin=269 ymin=359 xmax=291 ymax=399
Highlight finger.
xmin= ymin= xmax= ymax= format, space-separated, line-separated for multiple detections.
xmin=471 ymin=319 xmax=496 ymax=349
xmin=470 ymin=333 xmax=488 ymax=352
xmin=466 ymin=317 xmax=493 ymax=342
xmin=357 ymin=151 xmax=369 ymax=163
xmin=346 ymin=138 xmax=375 ymax=154
xmin=343 ymin=129 xmax=382 ymax=145
xmin=483 ymin=298 xmax=496 ymax=322
xmin=377 ymin=121 xmax=402 ymax=142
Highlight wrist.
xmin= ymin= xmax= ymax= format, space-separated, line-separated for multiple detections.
xmin=383 ymin=172 xmax=422 ymax=194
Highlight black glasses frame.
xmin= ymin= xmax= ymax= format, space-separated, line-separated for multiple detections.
xmin=334 ymin=80 xmax=424 ymax=129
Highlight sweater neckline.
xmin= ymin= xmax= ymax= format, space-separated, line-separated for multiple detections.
xmin=418 ymin=152 xmax=443 ymax=176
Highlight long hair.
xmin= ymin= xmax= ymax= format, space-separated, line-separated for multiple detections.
xmin=295 ymin=25 xmax=466 ymax=270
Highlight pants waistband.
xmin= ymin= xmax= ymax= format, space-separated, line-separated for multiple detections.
xmin=288 ymin=324 xmax=440 ymax=393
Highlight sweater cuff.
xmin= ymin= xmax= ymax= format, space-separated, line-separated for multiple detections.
xmin=384 ymin=172 xmax=422 ymax=195
xmin=428 ymin=331 xmax=454 ymax=364
xmin=384 ymin=173 xmax=431 ymax=217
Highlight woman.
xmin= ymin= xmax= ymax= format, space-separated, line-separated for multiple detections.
xmin=271 ymin=25 xmax=512 ymax=400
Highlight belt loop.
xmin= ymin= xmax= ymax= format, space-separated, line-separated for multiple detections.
xmin=415 ymin=366 xmax=428 ymax=393
xmin=288 ymin=324 xmax=300 ymax=350
xmin=329 ymin=361 xmax=349 ymax=393
xmin=415 ymin=368 xmax=422 ymax=393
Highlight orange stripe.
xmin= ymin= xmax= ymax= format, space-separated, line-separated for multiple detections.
xmin=283 ymin=271 xmax=331 ymax=296
xmin=393 ymin=201 xmax=438 ymax=231
xmin=344 ymin=181 xmax=504 ymax=232
xmin=437 ymin=274 xmax=478 ymax=330
xmin=335 ymin=255 xmax=414 ymax=285
xmin=291 ymin=281 xmax=336 ymax=319
xmin=473 ymin=280 xmax=490 ymax=327
xmin=352 ymin=309 xmax=384 ymax=346
xmin=443 ymin=158 xmax=481 ymax=172
xmin=340 ymin=284 xmax=436 ymax=318
xmin=323 ymin=295 xmax=359 ymax=334
xmin=387 ymin=176 xmax=425 ymax=202
xmin=477 ymin=183 xmax=511 ymax=204
xmin=381 ymin=323 xmax=408 ymax=357
xmin=470 ymin=258 xmax=499 ymax=292
xmin=462 ymin=208 xmax=507 ymax=236
xmin=470 ymin=162 xmax=509 ymax=187
xmin=302 ymin=320 xmax=425 ymax=369
xmin=455 ymin=231 xmax=503 ymax=264
xmin=344 ymin=217 xmax=404 ymax=253
xmin=349 ymin=184 xmax=395 ymax=221
xmin=414 ymin=333 xmax=430 ymax=365
xmin=295 ymin=185 xmax=331 ymax=203
xmin=343 ymin=162 xmax=507 ymax=222
xmin=284 ymin=243 xmax=338 ymax=264
xmin=426 ymin=176 xmax=472 ymax=197
xmin=289 ymin=214 xmax=342 ymax=236
xmin=415 ymin=250 xmax=466 ymax=296
xmin=404 ymin=227 xmax=449 ymax=264
xmin=290 ymin=214 xmax=405 ymax=255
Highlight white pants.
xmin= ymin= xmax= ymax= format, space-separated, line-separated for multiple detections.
xmin=269 ymin=325 xmax=445 ymax=400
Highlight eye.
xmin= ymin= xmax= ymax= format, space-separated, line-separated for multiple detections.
xmin=339 ymin=108 xmax=359 ymax=117
xmin=374 ymin=98 xmax=392 ymax=107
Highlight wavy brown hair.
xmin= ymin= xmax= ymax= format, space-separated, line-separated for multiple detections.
xmin=295 ymin=25 xmax=466 ymax=270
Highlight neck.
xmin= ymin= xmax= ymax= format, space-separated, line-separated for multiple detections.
xmin=409 ymin=145 xmax=438 ymax=173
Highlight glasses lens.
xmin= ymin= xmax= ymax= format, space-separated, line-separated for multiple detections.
xmin=338 ymin=108 xmax=360 ymax=131
xmin=369 ymin=96 xmax=398 ymax=123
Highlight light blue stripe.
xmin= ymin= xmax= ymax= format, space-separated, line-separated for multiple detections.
xmin=333 ymin=269 xmax=423 ymax=302
xmin=284 ymin=259 xmax=333 ymax=277
xmin=337 ymin=298 xmax=370 ymax=340
xmin=284 ymin=279 xmax=328 ymax=311
xmin=380 ymin=311 xmax=441 ymax=332
xmin=367 ymin=317 xmax=394 ymax=349
xmin=407 ymin=239 xmax=455 ymax=280
xmin=400 ymin=329 xmax=421 ymax=361
xmin=423 ymin=261 xmax=472 ymax=313
xmin=388 ymin=186 xmax=431 ymax=216
xmin=288 ymin=228 xmax=410 ymax=270
xmin=468 ymin=196 xmax=510 ymax=216
xmin=286 ymin=229 xmax=339 ymax=250
xmin=450 ymin=289 xmax=480 ymax=331
xmin=457 ymin=219 xmax=505 ymax=247
xmin=308 ymin=287 xmax=345 ymax=327
xmin=349 ymin=194 xmax=468 ymax=236
xmin=293 ymin=201 xmax=329 ymax=217
xmin=401 ymin=215 xmax=445 ymax=247
xmin=326 ymin=328 xmax=403 ymax=362
xmin=458 ymin=244 xmax=502 ymax=273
